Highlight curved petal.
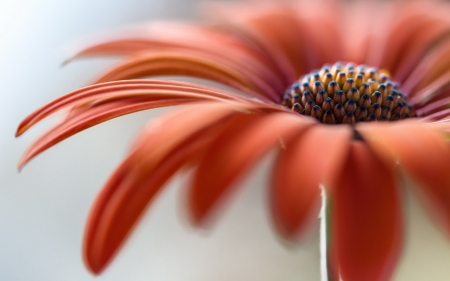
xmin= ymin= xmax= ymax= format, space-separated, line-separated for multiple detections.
xmin=421 ymin=108 xmax=450 ymax=121
xmin=271 ymin=125 xmax=352 ymax=239
xmin=392 ymin=21 xmax=450 ymax=83
xmin=18 ymin=97 xmax=200 ymax=168
xmin=188 ymin=112 xmax=315 ymax=225
xmin=205 ymin=1 xmax=313 ymax=79
xmin=409 ymin=67 xmax=450 ymax=106
xmin=379 ymin=11 xmax=443 ymax=74
xmin=331 ymin=141 xmax=402 ymax=281
xmin=417 ymin=96 xmax=450 ymax=117
xmin=68 ymin=22 xmax=288 ymax=88
xmin=93 ymin=50 xmax=280 ymax=101
xmin=16 ymin=79 xmax=245 ymax=136
xmin=404 ymin=39 xmax=450 ymax=100
xmin=357 ymin=120 xmax=450 ymax=236
xmin=346 ymin=0 xmax=393 ymax=65
xmin=83 ymin=103 xmax=267 ymax=273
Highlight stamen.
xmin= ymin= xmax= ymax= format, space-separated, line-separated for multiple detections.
xmin=316 ymin=90 xmax=327 ymax=105
xmin=322 ymin=97 xmax=334 ymax=111
xmin=327 ymin=81 xmax=339 ymax=97
xmin=282 ymin=62 xmax=417 ymax=125
xmin=371 ymin=91 xmax=382 ymax=105
xmin=304 ymin=99 xmax=315 ymax=115
xmin=342 ymin=112 xmax=355 ymax=125
xmin=311 ymin=105 xmax=323 ymax=120
xmin=358 ymin=94 xmax=371 ymax=107
xmin=292 ymin=103 xmax=303 ymax=113
xmin=334 ymin=90 xmax=346 ymax=104
xmin=334 ymin=103 xmax=345 ymax=121
xmin=344 ymin=99 xmax=357 ymax=113
xmin=323 ymin=110 xmax=335 ymax=124
xmin=355 ymin=106 xmax=368 ymax=121
xmin=347 ymin=87 xmax=360 ymax=101
xmin=302 ymin=91 xmax=314 ymax=105
xmin=313 ymin=81 xmax=325 ymax=95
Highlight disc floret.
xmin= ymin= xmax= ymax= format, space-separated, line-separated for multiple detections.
xmin=282 ymin=62 xmax=417 ymax=125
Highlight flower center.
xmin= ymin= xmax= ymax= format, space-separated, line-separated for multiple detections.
xmin=282 ymin=62 xmax=417 ymax=125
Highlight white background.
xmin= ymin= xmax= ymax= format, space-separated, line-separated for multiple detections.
xmin=1 ymin=0 xmax=450 ymax=280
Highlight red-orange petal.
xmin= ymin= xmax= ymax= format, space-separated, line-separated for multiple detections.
xmin=271 ymin=125 xmax=352 ymax=239
xmin=16 ymin=80 xmax=244 ymax=137
xmin=188 ymin=113 xmax=315 ymax=225
xmin=83 ymin=103 xmax=253 ymax=273
xmin=93 ymin=51 xmax=280 ymax=101
xmin=331 ymin=141 xmax=402 ymax=281
xmin=18 ymin=97 xmax=201 ymax=168
xmin=358 ymin=120 xmax=450 ymax=235
xmin=205 ymin=2 xmax=308 ymax=79
xmin=404 ymin=39 xmax=450 ymax=99
xmin=68 ymin=22 xmax=287 ymax=90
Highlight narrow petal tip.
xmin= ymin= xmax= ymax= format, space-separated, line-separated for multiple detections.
xmin=83 ymin=252 xmax=106 ymax=275
xmin=16 ymin=124 xmax=28 ymax=137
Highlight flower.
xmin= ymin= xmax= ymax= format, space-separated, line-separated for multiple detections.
xmin=16 ymin=0 xmax=450 ymax=280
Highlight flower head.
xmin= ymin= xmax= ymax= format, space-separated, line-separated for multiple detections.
xmin=17 ymin=0 xmax=450 ymax=280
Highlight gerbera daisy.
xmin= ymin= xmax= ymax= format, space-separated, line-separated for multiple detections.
xmin=16 ymin=0 xmax=450 ymax=280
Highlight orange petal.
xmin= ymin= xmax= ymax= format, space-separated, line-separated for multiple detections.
xmin=68 ymin=22 xmax=288 ymax=89
xmin=188 ymin=113 xmax=315 ymax=225
xmin=404 ymin=39 xmax=450 ymax=100
xmin=377 ymin=5 xmax=442 ymax=75
xmin=271 ymin=125 xmax=352 ymax=239
xmin=16 ymin=80 xmax=244 ymax=137
xmin=358 ymin=120 xmax=450 ymax=235
xmin=417 ymin=96 xmax=450 ymax=116
xmin=18 ymin=97 xmax=201 ymax=168
xmin=391 ymin=18 xmax=450 ymax=83
xmin=326 ymin=1 xmax=370 ymax=63
xmin=409 ymin=67 xmax=450 ymax=106
xmin=343 ymin=0 xmax=391 ymax=65
xmin=85 ymin=134 xmax=213 ymax=273
xmin=205 ymin=2 xmax=309 ymax=78
xmin=93 ymin=50 xmax=280 ymax=101
xmin=331 ymin=142 xmax=402 ymax=281
xmin=83 ymin=103 xmax=256 ymax=273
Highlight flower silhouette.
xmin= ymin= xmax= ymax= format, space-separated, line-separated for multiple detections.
xmin=17 ymin=0 xmax=450 ymax=280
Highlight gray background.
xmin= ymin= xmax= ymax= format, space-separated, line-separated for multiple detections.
xmin=1 ymin=0 xmax=450 ymax=280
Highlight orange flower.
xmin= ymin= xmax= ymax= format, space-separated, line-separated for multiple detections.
xmin=16 ymin=0 xmax=450 ymax=280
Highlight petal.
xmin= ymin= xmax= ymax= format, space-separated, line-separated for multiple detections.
xmin=205 ymin=2 xmax=311 ymax=78
xmin=271 ymin=125 xmax=352 ymax=239
xmin=93 ymin=50 xmax=280 ymax=101
xmin=68 ymin=23 xmax=287 ymax=94
xmin=404 ymin=39 xmax=450 ymax=100
xmin=391 ymin=20 xmax=450 ymax=82
xmin=188 ymin=113 xmax=315 ymax=225
xmin=17 ymin=79 xmax=259 ymax=168
xmin=417 ymin=96 xmax=450 ymax=117
xmin=18 ymin=97 xmax=197 ymax=168
xmin=421 ymin=108 xmax=450 ymax=121
xmin=409 ymin=67 xmax=450 ymax=106
xmin=357 ymin=120 xmax=450 ymax=236
xmin=84 ymin=103 xmax=258 ymax=273
xmin=331 ymin=141 xmax=402 ymax=281
xmin=16 ymin=79 xmax=244 ymax=137
xmin=377 ymin=5 xmax=443 ymax=74
xmin=345 ymin=0 xmax=392 ymax=65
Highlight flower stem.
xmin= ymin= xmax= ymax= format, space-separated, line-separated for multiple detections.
xmin=320 ymin=185 xmax=336 ymax=281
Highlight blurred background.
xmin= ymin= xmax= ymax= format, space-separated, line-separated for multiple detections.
xmin=1 ymin=0 xmax=450 ymax=280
